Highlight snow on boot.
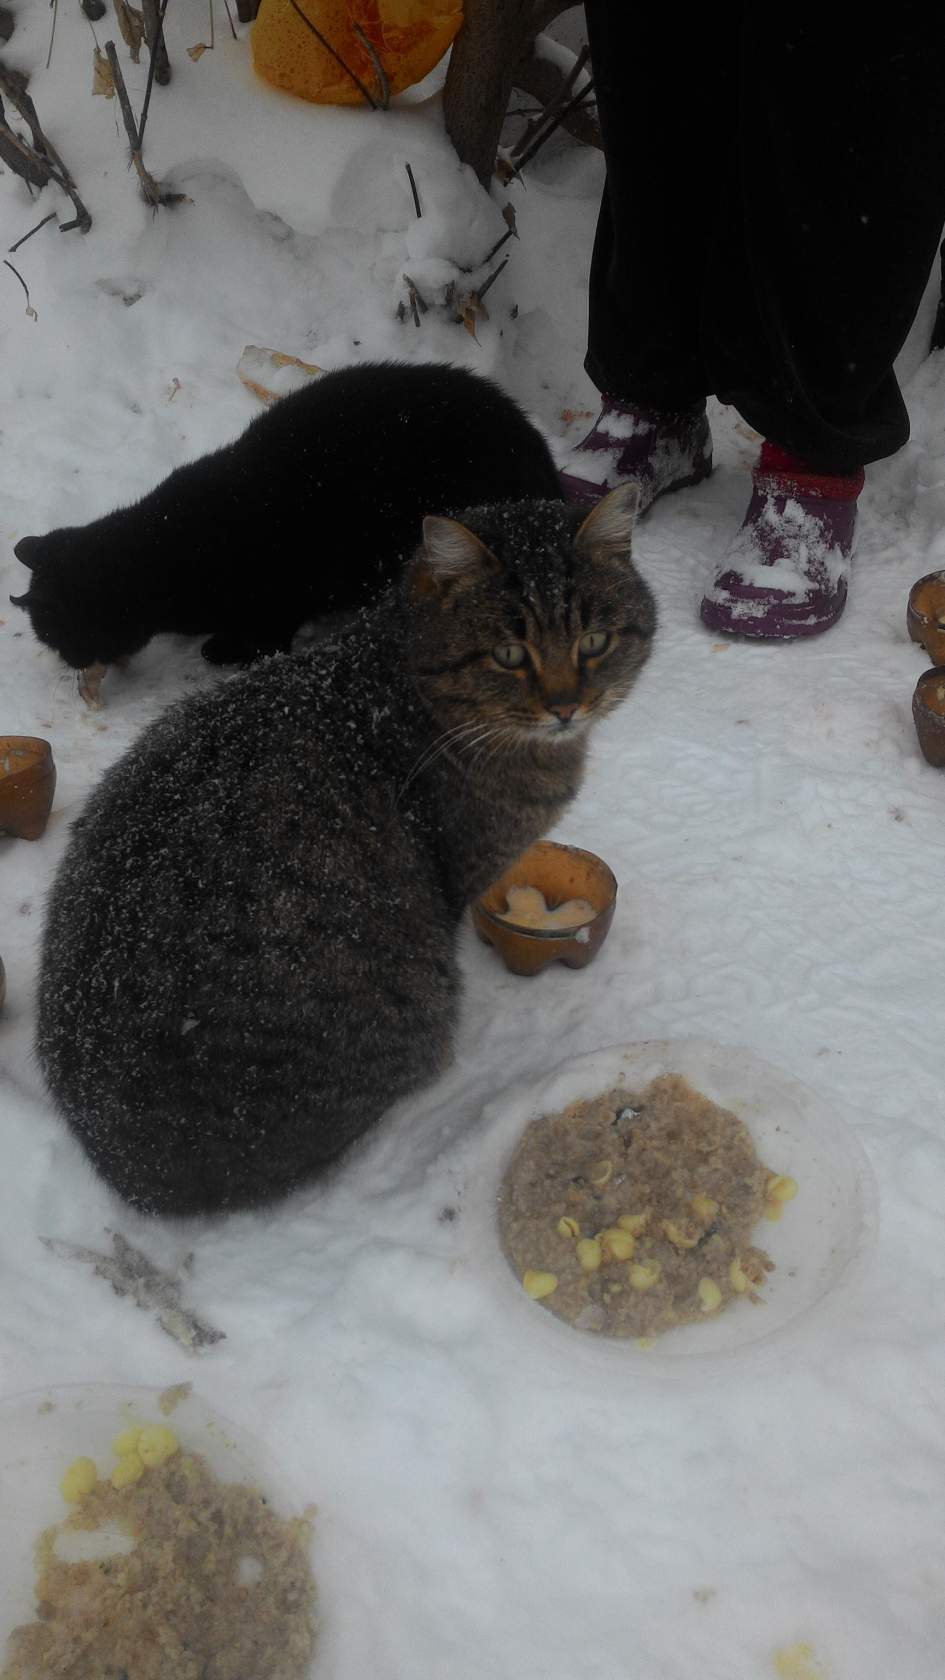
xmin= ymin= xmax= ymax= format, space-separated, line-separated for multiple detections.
xmin=700 ymin=442 xmax=865 ymax=639
xmin=559 ymin=397 xmax=713 ymax=510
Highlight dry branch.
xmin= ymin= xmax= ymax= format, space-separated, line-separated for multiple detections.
xmin=105 ymin=39 xmax=165 ymax=204
xmin=0 ymin=63 xmax=91 ymax=230
xmin=141 ymin=0 xmax=171 ymax=83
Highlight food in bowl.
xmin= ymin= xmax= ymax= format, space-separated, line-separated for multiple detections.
xmin=499 ymin=1074 xmax=796 ymax=1341
xmin=0 ymin=1417 xmax=316 ymax=1680
xmin=496 ymin=885 xmax=596 ymax=931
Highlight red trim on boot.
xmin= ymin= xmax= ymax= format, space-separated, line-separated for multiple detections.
xmin=757 ymin=440 xmax=864 ymax=501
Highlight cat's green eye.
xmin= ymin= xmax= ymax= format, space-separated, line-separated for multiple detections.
xmin=493 ymin=642 xmax=528 ymax=670
xmin=578 ymin=630 xmax=612 ymax=658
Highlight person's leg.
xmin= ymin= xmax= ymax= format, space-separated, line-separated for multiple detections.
xmin=562 ymin=2 xmax=720 ymax=507
xmin=701 ymin=7 xmax=945 ymax=635
xmin=705 ymin=8 xmax=945 ymax=475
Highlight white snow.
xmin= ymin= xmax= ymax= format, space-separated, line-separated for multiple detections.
xmin=2 ymin=8 xmax=945 ymax=1679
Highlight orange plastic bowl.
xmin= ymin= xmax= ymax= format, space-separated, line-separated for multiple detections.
xmin=907 ymin=570 xmax=945 ymax=668
xmin=473 ymin=841 xmax=617 ymax=977
xmin=0 ymin=737 xmax=56 ymax=841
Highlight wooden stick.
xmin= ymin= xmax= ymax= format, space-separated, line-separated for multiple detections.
xmin=476 ymin=254 xmax=509 ymax=304
xmin=137 ymin=0 xmax=172 ymax=143
xmin=405 ymin=161 xmax=422 ymax=217
xmin=0 ymin=65 xmax=92 ymax=230
xmin=514 ymin=77 xmax=595 ymax=171
xmin=9 ymin=210 xmax=57 ymax=252
xmin=45 ymin=0 xmax=59 ymax=71
xmin=105 ymin=39 xmax=163 ymax=204
xmin=283 ymin=0 xmax=378 ymax=108
xmin=142 ymin=0 xmax=171 ymax=86
xmin=352 ymin=22 xmax=389 ymax=109
xmin=482 ymin=224 xmax=514 ymax=264
xmin=510 ymin=40 xmax=589 ymax=161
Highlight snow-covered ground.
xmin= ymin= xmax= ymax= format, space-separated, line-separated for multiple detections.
xmin=2 ymin=7 xmax=944 ymax=1676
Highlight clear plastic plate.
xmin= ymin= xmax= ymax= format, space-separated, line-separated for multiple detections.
xmin=0 ymin=1383 xmax=317 ymax=1663
xmin=466 ymin=1039 xmax=880 ymax=1377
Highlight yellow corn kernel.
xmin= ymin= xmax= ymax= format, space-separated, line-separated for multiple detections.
xmin=111 ymin=1427 xmax=143 ymax=1458
xmin=522 ymin=1269 xmax=558 ymax=1300
xmin=111 ymin=1451 xmax=145 ymax=1490
xmin=661 ymin=1219 xmax=699 ymax=1250
xmin=762 ymin=1199 xmax=784 ymax=1221
xmin=698 ymin=1278 xmax=722 ymax=1313
xmin=729 ymin=1258 xmax=749 ymax=1294
xmin=689 ymin=1193 xmax=719 ymax=1221
xmin=628 ymin=1261 xmax=660 ymax=1291
xmin=617 ymin=1212 xmax=649 ymax=1235
xmin=60 ymin=1457 xmax=98 ymax=1504
xmin=766 ymin=1174 xmax=798 ymax=1204
xmin=556 ymin=1216 xmax=580 ymax=1239
xmin=138 ymin=1425 xmax=179 ymax=1468
xmin=588 ymin=1159 xmax=613 ymax=1188
xmin=599 ymin=1227 xmax=636 ymax=1262
xmin=741 ymin=1252 xmax=768 ymax=1286
xmin=576 ymin=1237 xmax=603 ymax=1272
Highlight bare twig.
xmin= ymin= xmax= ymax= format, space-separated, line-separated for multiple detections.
xmin=283 ymin=0 xmax=378 ymax=108
xmin=138 ymin=0 xmax=171 ymax=140
xmin=352 ymin=21 xmax=388 ymax=109
xmin=141 ymin=0 xmax=171 ymax=86
xmin=105 ymin=38 xmax=164 ymax=204
xmin=510 ymin=40 xmax=589 ymax=160
xmin=3 ymin=258 xmax=36 ymax=317
xmin=3 ymin=257 xmax=34 ymax=312
xmin=0 ymin=65 xmax=92 ymax=231
xmin=482 ymin=224 xmax=514 ymax=264
xmin=46 ymin=0 xmax=59 ymax=71
xmin=9 ymin=210 xmax=57 ymax=252
xmin=513 ymin=76 xmax=595 ymax=171
xmin=475 ymin=253 xmax=509 ymax=304
xmin=405 ymin=160 xmax=421 ymax=217
xmin=402 ymin=273 xmax=428 ymax=324
xmin=222 ymin=0 xmax=236 ymax=37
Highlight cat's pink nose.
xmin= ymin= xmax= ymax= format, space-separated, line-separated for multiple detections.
xmin=548 ymin=701 xmax=579 ymax=724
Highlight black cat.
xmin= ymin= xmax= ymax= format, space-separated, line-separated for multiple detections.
xmin=11 ymin=360 xmax=561 ymax=672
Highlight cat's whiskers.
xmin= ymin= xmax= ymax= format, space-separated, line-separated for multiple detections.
xmin=397 ymin=720 xmax=493 ymax=801
xmin=472 ymin=724 xmax=523 ymax=776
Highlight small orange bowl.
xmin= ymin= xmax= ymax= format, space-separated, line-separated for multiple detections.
xmin=473 ymin=841 xmax=618 ymax=977
xmin=0 ymin=737 xmax=56 ymax=840
xmin=907 ymin=571 xmax=945 ymax=666
xmin=913 ymin=666 xmax=945 ymax=768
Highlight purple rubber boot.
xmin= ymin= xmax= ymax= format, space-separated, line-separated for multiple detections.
xmin=559 ymin=397 xmax=713 ymax=510
xmin=700 ymin=443 xmax=866 ymax=639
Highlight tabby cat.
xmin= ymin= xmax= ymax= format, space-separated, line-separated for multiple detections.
xmin=36 ymin=486 xmax=655 ymax=1216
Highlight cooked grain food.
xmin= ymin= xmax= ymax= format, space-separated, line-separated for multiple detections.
xmin=2 ymin=1448 xmax=316 ymax=1680
xmin=499 ymin=1073 xmax=784 ymax=1339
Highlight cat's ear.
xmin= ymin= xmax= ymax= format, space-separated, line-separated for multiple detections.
xmin=413 ymin=516 xmax=498 ymax=596
xmin=13 ymin=535 xmax=42 ymax=568
xmin=574 ymin=483 xmax=640 ymax=561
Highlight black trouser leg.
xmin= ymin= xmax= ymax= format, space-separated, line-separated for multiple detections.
xmin=584 ymin=3 xmax=945 ymax=472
